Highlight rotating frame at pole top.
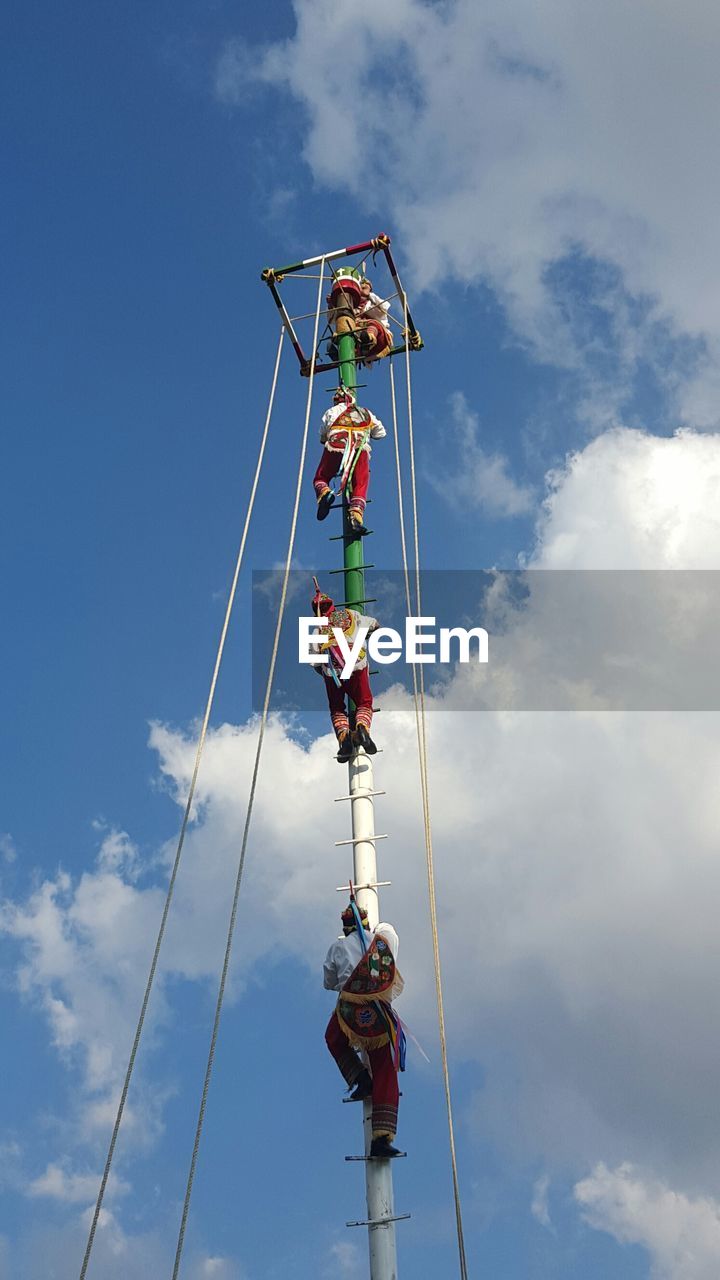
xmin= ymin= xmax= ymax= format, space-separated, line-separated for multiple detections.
xmin=261 ymin=232 xmax=423 ymax=377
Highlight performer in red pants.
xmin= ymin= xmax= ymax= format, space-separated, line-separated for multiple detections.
xmin=313 ymin=389 xmax=386 ymax=537
xmin=356 ymin=276 xmax=393 ymax=366
xmin=310 ymin=586 xmax=379 ymax=762
xmin=323 ymin=903 xmax=405 ymax=1158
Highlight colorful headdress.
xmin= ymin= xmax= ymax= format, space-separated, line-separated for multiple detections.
xmin=330 ymin=267 xmax=364 ymax=300
xmin=328 ymin=607 xmax=351 ymax=631
xmin=333 ymin=387 xmax=356 ymax=406
xmin=311 ymin=578 xmax=334 ymax=617
xmin=342 ymin=902 xmax=369 ymax=934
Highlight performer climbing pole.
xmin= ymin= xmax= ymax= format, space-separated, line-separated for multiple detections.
xmin=313 ymin=387 xmax=387 ymax=536
xmin=309 ymin=580 xmax=379 ymax=761
xmin=323 ymin=899 xmax=405 ymax=1158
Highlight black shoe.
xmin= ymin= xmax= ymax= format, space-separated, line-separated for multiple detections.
xmin=336 ymin=732 xmax=353 ymax=763
xmin=348 ymin=1070 xmax=372 ymax=1102
xmin=353 ymin=724 xmax=377 ymax=755
xmin=370 ymin=1136 xmax=402 ymax=1159
xmin=316 ymin=489 xmax=335 ymax=521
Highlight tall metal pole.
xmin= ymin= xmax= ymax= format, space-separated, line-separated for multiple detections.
xmin=338 ymin=330 xmax=399 ymax=1280
xmin=338 ymin=331 xmax=365 ymax=614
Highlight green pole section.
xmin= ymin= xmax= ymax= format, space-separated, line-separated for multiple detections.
xmin=338 ymin=332 xmax=365 ymax=613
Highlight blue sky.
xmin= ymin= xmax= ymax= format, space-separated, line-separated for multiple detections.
xmin=6 ymin=2 xmax=720 ymax=1278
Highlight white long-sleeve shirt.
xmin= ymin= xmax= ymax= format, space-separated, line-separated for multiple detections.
xmin=320 ymin=403 xmax=387 ymax=452
xmin=361 ymin=291 xmax=392 ymax=333
xmin=323 ymin=923 xmax=400 ymax=992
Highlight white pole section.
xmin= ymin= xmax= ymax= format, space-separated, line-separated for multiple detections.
xmin=349 ymin=749 xmax=399 ymax=1280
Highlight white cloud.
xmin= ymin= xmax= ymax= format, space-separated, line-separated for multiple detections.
xmin=0 ymin=1141 xmax=24 ymax=1194
xmin=215 ymin=40 xmax=258 ymax=106
xmin=0 ymin=863 xmax=168 ymax=1107
xmin=421 ymin=426 xmax=720 ymax=717
xmin=322 ymin=1240 xmax=363 ymax=1278
xmin=575 ymin=1163 xmax=720 ymax=1280
xmin=428 ymin=392 xmax=534 ymax=518
xmin=196 ymin=1257 xmax=242 ymax=1280
xmin=117 ymin=424 xmax=720 ymax=1201
xmin=160 ymin=427 xmax=720 ymax=1193
xmin=26 ymin=1162 xmax=129 ymax=1206
xmin=93 ymin=825 xmax=141 ymax=881
xmin=532 ymin=427 xmax=720 ymax=569
xmin=0 ymin=718 xmax=355 ymax=1170
xmin=2 ymin=1210 xmax=245 ymax=1280
xmin=217 ymin=0 xmax=720 ymax=421
xmin=531 ymin=1173 xmax=552 ymax=1231
xmin=8 ymin=426 xmax=720 ymax=1255
xmin=252 ymin=558 xmax=311 ymax=609
xmin=0 ymin=833 xmax=17 ymax=864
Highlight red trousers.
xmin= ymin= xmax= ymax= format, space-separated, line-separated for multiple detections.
xmin=324 ymin=666 xmax=373 ymax=737
xmin=325 ymin=1010 xmax=399 ymax=1139
xmin=358 ymin=319 xmax=391 ymax=364
xmin=313 ymin=441 xmax=370 ymax=518
xmin=363 ymin=319 xmax=391 ymax=355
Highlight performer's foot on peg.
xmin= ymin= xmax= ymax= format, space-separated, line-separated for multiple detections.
xmin=348 ymin=510 xmax=369 ymax=538
xmin=348 ymin=1069 xmax=373 ymax=1102
xmin=356 ymin=330 xmax=373 ymax=357
xmin=336 ymin=730 xmax=353 ymax=763
xmin=370 ymin=1136 xmax=402 ymax=1159
xmin=353 ymin=724 xmax=377 ymax=755
xmin=316 ymin=487 xmax=335 ymax=521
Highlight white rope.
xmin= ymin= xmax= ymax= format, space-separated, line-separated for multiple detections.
xmin=389 ymin=362 xmax=413 ymax=622
xmin=170 ymin=263 xmax=327 ymax=1280
xmin=78 ymin=325 xmax=286 ymax=1280
xmin=391 ymin=334 xmax=470 ymax=1278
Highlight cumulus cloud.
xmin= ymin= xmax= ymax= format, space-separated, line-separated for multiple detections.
xmin=575 ymin=1163 xmax=720 ymax=1280
xmin=0 ymin=721 xmax=361 ymax=1183
xmin=431 ymin=425 xmax=720 ymax=714
xmin=26 ymin=1162 xmax=129 ymax=1205
xmin=8 ymin=424 xmax=720 ymax=1259
xmin=216 ymin=0 xmax=720 ymax=422
xmin=0 ymin=1210 xmax=244 ymax=1280
xmin=532 ymin=427 xmax=720 ymax=569
xmin=0 ymin=861 xmax=168 ymax=1110
xmin=196 ymin=1258 xmax=242 ymax=1280
xmin=85 ymin=432 xmax=720 ymax=1187
xmin=143 ymin=424 xmax=720 ymax=1202
xmin=531 ymin=1173 xmax=552 ymax=1231
xmin=322 ymin=1239 xmax=363 ymax=1278
xmin=427 ymin=392 xmax=534 ymax=518
xmin=0 ymin=833 xmax=17 ymax=864
xmin=92 ymin=825 xmax=141 ymax=881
